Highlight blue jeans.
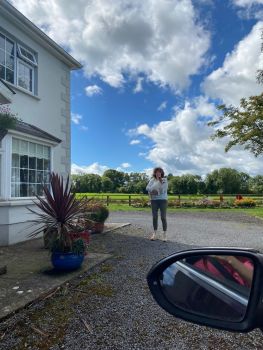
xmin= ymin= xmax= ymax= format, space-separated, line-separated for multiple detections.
xmin=151 ymin=200 xmax=167 ymax=231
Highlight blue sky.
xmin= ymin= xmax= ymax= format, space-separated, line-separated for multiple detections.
xmin=11 ymin=0 xmax=263 ymax=177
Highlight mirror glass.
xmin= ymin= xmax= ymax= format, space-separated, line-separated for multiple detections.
xmin=160 ymin=254 xmax=254 ymax=322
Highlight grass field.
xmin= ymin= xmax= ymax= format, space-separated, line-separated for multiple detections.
xmin=76 ymin=193 xmax=263 ymax=219
xmin=106 ymin=204 xmax=263 ymax=219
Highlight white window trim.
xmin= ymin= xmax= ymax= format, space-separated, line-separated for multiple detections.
xmin=0 ymin=134 xmax=54 ymax=200
xmin=17 ymin=58 xmax=34 ymax=93
xmin=0 ymin=31 xmax=38 ymax=95
xmin=17 ymin=44 xmax=37 ymax=67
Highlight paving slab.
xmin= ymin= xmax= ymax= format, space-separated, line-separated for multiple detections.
xmin=0 ymin=222 xmax=130 ymax=320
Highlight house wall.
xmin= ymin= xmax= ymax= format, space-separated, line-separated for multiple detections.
xmin=0 ymin=12 xmax=73 ymax=245
xmin=0 ymin=14 xmax=71 ymax=178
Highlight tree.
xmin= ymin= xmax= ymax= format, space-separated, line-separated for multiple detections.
xmin=249 ymin=175 xmax=263 ymax=194
xmin=208 ymin=94 xmax=263 ymax=156
xmin=101 ymin=176 xmax=113 ymax=192
xmin=103 ymin=169 xmax=126 ymax=192
xmin=205 ymin=168 xmax=241 ymax=194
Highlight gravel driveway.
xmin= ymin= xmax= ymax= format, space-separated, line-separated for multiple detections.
xmin=0 ymin=211 xmax=263 ymax=349
xmin=110 ymin=211 xmax=263 ymax=250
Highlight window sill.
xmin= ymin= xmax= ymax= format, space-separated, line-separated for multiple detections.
xmin=0 ymin=198 xmax=36 ymax=206
xmin=4 ymin=82 xmax=40 ymax=101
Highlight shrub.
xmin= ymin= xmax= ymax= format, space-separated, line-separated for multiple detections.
xmin=83 ymin=200 xmax=109 ymax=222
xmin=131 ymin=197 xmax=150 ymax=208
xmin=234 ymin=198 xmax=256 ymax=208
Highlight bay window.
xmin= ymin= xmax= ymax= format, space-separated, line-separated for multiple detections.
xmin=11 ymin=138 xmax=51 ymax=197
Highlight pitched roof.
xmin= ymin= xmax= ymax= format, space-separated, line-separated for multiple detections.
xmin=0 ymin=120 xmax=61 ymax=143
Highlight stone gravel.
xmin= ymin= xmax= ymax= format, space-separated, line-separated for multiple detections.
xmin=0 ymin=211 xmax=263 ymax=349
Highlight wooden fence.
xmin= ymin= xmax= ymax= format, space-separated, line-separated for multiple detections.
xmin=78 ymin=193 xmax=263 ymax=207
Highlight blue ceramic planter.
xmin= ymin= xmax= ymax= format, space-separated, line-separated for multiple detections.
xmin=51 ymin=251 xmax=84 ymax=271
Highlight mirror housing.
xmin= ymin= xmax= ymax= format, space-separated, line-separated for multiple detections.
xmin=147 ymin=248 xmax=263 ymax=332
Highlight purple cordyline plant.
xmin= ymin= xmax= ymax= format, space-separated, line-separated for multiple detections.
xmin=27 ymin=172 xmax=90 ymax=253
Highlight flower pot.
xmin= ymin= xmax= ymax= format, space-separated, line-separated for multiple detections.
xmin=92 ymin=222 xmax=105 ymax=234
xmin=51 ymin=251 xmax=84 ymax=271
xmin=69 ymin=230 xmax=91 ymax=254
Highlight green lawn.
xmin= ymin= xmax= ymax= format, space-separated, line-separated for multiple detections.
xmin=76 ymin=193 xmax=263 ymax=219
xmin=106 ymin=203 xmax=263 ymax=219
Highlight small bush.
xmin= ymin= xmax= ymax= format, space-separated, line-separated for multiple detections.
xmin=131 ymin=197 xmax=150 ymax=208
xmin=234 ymin=198 xmax=256 ymax=208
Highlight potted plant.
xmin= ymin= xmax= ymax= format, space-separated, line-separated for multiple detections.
xmin=84 ymin=201 xmax=109 ymax=233
xmin=28 ymin=172 xmax=91 ymax=271
xmin=0 ymin=105 xmax=20 ymax=129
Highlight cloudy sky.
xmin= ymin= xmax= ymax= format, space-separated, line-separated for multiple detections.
xmin=10 ymin=0 xmax=263 ymax=176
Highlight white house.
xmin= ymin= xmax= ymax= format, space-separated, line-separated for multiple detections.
xmin=0 ymin=1 xmax=82 ymax=245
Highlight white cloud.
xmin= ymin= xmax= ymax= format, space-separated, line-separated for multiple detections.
xmin=11 ymin=0 xmax=210 ymax=92
xmin=130 ymin=139 xmax=141 ymax=145
xmin=85 ymin=85 xmax=103 ymax=97
xmin=80 ymin=125 xmax=89 ymax=131
xmin=132 ymin=96 xmax=263 ymax=176
xmin=157 ymin=101 xmax=167 ymax=111
xmin=233 ymin=0 xmax=263 ymax=6
xmin=121 ymin=162 xmax=131 ymax=168
xmin=71 ymin=113 xmax=82 ymax=124
xmin=203 ymin=22 xmax=263 ymax=105
xmin=133 ymin=77 xmax=144 ymax=93
xmin=71 ymin=162 xmax=108 ymax=175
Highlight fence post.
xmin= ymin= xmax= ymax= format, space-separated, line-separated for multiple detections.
xmin=178 ymin=194 xmax=181 ymax=205
xmin=106 ymin=195 xmax=109 ymax=206
xmin=129 ymin=195 xmax=131 ymax=206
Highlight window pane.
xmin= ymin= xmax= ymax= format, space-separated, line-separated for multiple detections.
xmin=0 ymin=49 xmax=5 ymax=66
xmin=20 ymin=183 xmax=28 ymax=197
xmin=0 ymin=65 xmax=4 ymax=79
xmin=37 ymin=144 xmax=43 ymax=157
xmin=20 ymin=169 xmax=28 ymax=182
xmin=6 ymin=39 xmax=14 ymax=55
xmin=12 ymin=139 xmax=19 ymax=153
xmin=43 ymin=159 xmax=50 ymax=171
xmin=37 ymin=158 xmax=43 ymax=170
xmin=18 ymin=61 xmax=33 ymax=92
xmin=11 ymin=168 xmax=20 ymax=182
xmin=36 ymin=184 xmax=44 ymax=196
xmin=6 ymin=68 xmax=14 ymax=83
xmin=12 ymin=154 xmax=19 ymax=167
xmin=44 ymin=171 xmax=50 ymax=183
xmin=29 ymin=170 xmax=36 ymax=183
xmin=6 ymin=53 xmax=14 ymax=71
xmin=20 ymin=155 xmax=28 ymax=168
xmin=29 ymin=142 xmax=36 ymax=156
xmin=0 ymin=34 xmax=4 ymax=50
xmin=37 ymin=171 xmax=43 ymax=183
xmin=11 ymin=184 xmax=20 ymax=197
xmin=28 ymin=184 xmax=36 ymax=196
xmin=20 ymin=140 xmax=28 ymax=154
xmin=29 ymin=156 xmax=36 ymax=169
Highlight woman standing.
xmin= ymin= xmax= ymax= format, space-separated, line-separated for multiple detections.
xmin=146 ymin=167 xmax=168 ymax=241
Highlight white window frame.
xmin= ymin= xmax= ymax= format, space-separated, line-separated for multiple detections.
xmin=0 ymin=134 xmax=54 ymax=200
xmin=0 ymin=31 xmax=38 ymax=95
xmin=17 ymin=58 xmax=34 ymax=93
xmin=0 ymin=33 xmax=15 ymax=85
xmin=17 ymin=44 xmax=37 ymax=67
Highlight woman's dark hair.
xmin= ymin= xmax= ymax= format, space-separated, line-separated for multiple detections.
xmin=153 ymin=167 xmax=164 ymax=178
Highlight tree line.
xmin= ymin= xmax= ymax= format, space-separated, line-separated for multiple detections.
xmin=71 ymin=168 xmax=263 ymax=195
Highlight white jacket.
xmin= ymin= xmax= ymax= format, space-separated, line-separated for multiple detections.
xmin=146 ymin=177 xmax=168 ymax=200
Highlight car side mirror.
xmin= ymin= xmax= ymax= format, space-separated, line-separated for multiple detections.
xmin=147 ymin=248 xmax=263 ymax=332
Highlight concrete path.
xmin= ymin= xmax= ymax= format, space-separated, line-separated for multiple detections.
xmin=0 ymin=223 xmax=129 ymax=320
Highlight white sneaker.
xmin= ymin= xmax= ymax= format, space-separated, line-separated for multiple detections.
xmin=150 ymin=232 xmax=157 ymax=240
xmin=162 ymin=232 xmax=167 ymax=242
